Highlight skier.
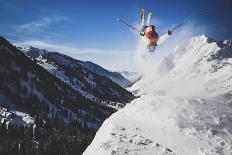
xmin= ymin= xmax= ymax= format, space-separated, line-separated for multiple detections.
xmin=117 ymin=9 xmax=181 ymax=53
xmin=139 ymin=9 xmax=173 ymax=51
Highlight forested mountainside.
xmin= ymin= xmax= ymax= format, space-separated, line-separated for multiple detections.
xmin=0 ymin=37 xmax=134 ymax=154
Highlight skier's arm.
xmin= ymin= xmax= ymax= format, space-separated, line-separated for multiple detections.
xmin=157 ymin=30 xmax=172 ymax=46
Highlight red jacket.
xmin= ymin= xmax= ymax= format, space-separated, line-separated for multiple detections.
xmin=142 ymin=25 xmax=159 ymax=47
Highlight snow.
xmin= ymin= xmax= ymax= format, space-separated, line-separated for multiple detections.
xmin=117 ymin=71 xmax=141 ymax=84
xmin=22 ymin=46 xmax=46 ymax=59
xmin=82 ymin=61 xmax=132 ymax=88
xmin=16 ymin=111 xmax=34 ymax=125
xmin=37 ymin=59 xmax=125 ymax=110
xmin=38 ymin=61 xmax=95 ymax=98
xmin=84 ymin=34 xmax=232 ymax=155
xmin=0 ymin=108 xmax=34 ymax=126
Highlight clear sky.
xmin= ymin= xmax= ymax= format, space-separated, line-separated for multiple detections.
xmin=0 ymin=0 xmax=231 ymax=71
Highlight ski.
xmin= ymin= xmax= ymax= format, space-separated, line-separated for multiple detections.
xmin=140 ymin=9 xmax=145 ymax=26
xmin=146 ymin=11 xmax=152 ymax=25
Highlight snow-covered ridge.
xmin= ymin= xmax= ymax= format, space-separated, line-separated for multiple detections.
xmin=84 ymin=35 xmax=232 ymax=155
xmin=21 ymin=46 xmax=132 ymax=88
xmin=22 ymin=46 xmax=47 ymax=58
xmin=81 ymin=61 xmax=132 ymax=88
xmin=22 ymin=47 xmax=134 ymax=108
xmin=115 ymin=70 xmax=141 ymax=84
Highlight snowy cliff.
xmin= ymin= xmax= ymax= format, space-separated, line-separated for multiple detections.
xmin=84 ymin=35 xmax=232 ymax=155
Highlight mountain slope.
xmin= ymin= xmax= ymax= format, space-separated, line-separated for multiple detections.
xmin=80 ymin=61 xmax=132 ymax=88
xmin=0 ymin=37 xmax=114 ymax=124
xmin=84 ymin=35 xmax=232 ymax=155
xmin=0 ymin=36 xmax=130 ymax=154
xmin=116 ymin=71 xmax=141 ymax=83
xmin=23 ymin=47 xmax=134 ymax=107
xmin=24 ymin=46 xmax=132 ymax=88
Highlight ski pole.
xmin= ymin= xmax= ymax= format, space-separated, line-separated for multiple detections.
xmin=171 ymin=23 xmax=182 ymax=31
xmin=117 ymin=19 xmax=141 ymax=33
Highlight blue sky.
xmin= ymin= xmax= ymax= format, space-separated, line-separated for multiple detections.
xmin=0 ymin=0 xmax=231 ymax=71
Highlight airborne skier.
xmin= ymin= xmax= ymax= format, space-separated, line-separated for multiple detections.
xmin=140 ymin=9 xmax=173 ymax=51
xmin=117 ymin=9 xmax=181 ymax=53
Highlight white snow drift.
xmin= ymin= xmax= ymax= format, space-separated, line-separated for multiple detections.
xmin=84 ymin=34 xmax=232 ymax=155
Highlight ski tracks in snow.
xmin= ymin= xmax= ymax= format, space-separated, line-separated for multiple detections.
xmin=101 ymin=126 xmax=174 ymax=155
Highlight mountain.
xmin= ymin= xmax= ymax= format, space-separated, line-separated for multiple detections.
xmin=116 ymin=71 xmax=141 ymax=84
xmin=24 ymin=47 xmax=132 ymax=88
xmin=0 ymin=37 xmax=134 ymax=154
xmin=23 ymin=47 xmax=134 ymax=107
xmin=84 ymin=35 xmax=232 ymax=155
xmin=80 ymin=61 xmax=132 ymax=88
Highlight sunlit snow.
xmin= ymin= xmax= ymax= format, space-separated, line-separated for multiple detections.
xmin=84 ymin=25 xmax=232 ymax=154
